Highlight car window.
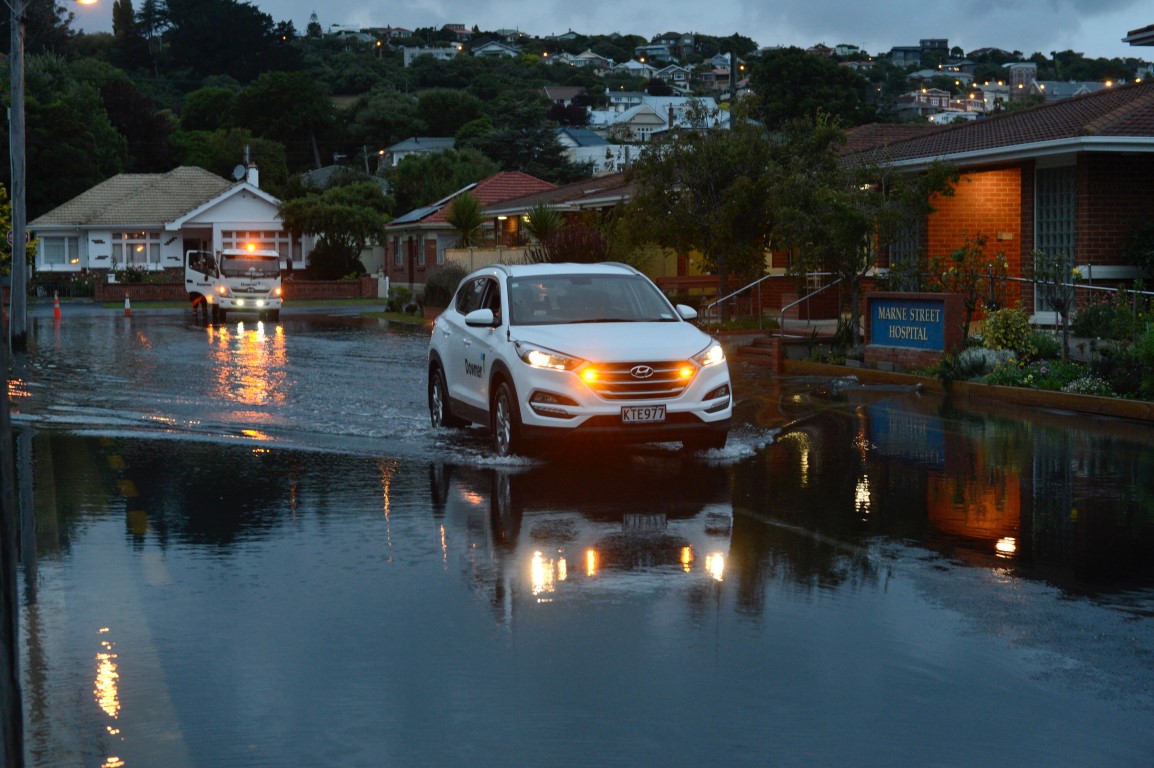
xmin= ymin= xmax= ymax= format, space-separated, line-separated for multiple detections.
xmin=509 ymin=274 xmax=677 ymax=325
xmin=455 ymin=277 xmax=488 ymax=315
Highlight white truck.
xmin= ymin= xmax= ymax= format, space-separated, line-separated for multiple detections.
xmin=185 ymin=246 xmax=283 ymax=323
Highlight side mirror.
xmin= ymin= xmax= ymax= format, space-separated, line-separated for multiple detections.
xmin=676 ymin=304 xmax=698 ymax=320
xmin=464 ymin=308 xmax=497 ymax=327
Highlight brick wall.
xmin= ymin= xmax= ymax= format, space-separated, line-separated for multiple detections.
xmin=928 ymin=165 xmax=1027 ymax=311
xmin=1079 ymin=154 xmax=1154 ymax=267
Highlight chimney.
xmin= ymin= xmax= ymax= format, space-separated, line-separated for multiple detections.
xmin=246 ymin=162 xmax=260 ymax=188
xmin=668 ymin=104 xmax=674 ymax=129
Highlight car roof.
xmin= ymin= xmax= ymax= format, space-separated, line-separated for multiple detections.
xmin=475 ymin=262 xmax=641 ymax=279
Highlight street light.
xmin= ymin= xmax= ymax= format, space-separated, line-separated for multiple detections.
xmin=6 ymin=0 xmax=97 ymax=351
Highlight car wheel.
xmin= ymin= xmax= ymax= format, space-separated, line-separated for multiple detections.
xmin=429 ymin=365 xmax=465 ymax=428
xmin=683 ymin=431 xmax=728 ymax=453
xmin=269 ymin=310 xmax=280 ymax=322
xmin=491 ymin=380 xmax=522 ymax=458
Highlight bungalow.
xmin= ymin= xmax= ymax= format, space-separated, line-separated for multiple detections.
xmin=472 ymin=40 xmax=520 ymax=59
xmin=555 ymin=127 xmax=640 ymax=175
xmin=846 ymin=80 xmax=1154 ymax=324
xmin=381 ymin=137 xmax=456 ymax=167
xmin=383 ymin=171 xmax=556 ymax=287
xmin=29 ymin=165 xmax=309 ymax=276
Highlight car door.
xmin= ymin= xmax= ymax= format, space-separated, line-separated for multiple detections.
xmin=445 ymin=275 xmax=502 ymax=413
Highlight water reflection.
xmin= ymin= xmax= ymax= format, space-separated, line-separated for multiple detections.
xmin=206 ymin=320 xmax=288 ymax=411
xmin=430 ymin=454 xmax=733 ymax=621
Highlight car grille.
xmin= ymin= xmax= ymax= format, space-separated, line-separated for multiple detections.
xmin=587 ymin=361 xmax=692 ymax=401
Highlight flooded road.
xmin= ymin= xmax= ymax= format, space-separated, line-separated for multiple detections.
xmin=9 ymin=305 xmax=1154 ymax=767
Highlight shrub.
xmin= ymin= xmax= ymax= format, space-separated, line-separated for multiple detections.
xmin=1062 ymin=376 xmax=1114 ymax=397
xmin=1090 ymin=345 xmax=1145 ymax=398
xmin=982 ymin=307 xmax=1035 ymax=358
xmin=1072 ymin=296 xmax=1143 ymax=340
xmin=1029 ymin=330 xmax=1062 ymax=361
xmin=956 ymin=346 xmax=1015 ymax=378
xmin=386 ymin=285 xmax=413 ymax=313
xmin=421 ymin=264 xmax=468 ymax=309
xmin=985 ymin=359 xmax=1085 ymax=391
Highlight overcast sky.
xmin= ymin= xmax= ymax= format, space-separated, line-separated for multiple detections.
xmin=73 ymin=0 xmax=1152 ymax=62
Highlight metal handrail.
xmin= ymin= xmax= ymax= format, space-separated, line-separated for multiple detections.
xmin=778 ymin=276 xmax=842 ymax=334
xmin=704 ymin=271 xmax=838 ymax=331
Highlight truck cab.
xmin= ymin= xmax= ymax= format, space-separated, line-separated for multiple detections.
xmin=186 ymin=246 xmax=283 ymax=323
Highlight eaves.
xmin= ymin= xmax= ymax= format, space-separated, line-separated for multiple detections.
xmin=877 ymin=135 xmax=1154 ymax=172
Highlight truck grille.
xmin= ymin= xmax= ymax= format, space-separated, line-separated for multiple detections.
xmin=587 ymin=361 xmax=692 ymax=401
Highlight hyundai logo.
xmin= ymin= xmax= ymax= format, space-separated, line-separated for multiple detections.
xmin=629 ymin=365 xmax=655 ymax=379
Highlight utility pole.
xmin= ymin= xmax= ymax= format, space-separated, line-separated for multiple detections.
xmin=9 ymin=0 xmax=29 ymax=352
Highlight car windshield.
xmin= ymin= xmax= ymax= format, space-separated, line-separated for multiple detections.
xmin=508 ymin=273 xmax=679 ymax=325
xmin=219 ymin=254 xmax=281 ymax=278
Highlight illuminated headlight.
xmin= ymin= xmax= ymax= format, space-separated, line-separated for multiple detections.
xmin=216 ymin=285 xmax=232 ymax=298
xmin=272 ymin=287 xmax=283 ymax=298
xmin=692 ymin=340 xmax=726 ymax=367
xmin=517 ymin=342 xmax=584 ymax=371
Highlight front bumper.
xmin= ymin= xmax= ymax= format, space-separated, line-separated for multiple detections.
xmin=216 ymin=296 xmax=282 ymax=312
xmin=512 ymin=362 xmax=733 ymax=443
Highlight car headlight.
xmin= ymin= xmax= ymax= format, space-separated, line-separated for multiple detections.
xmin=692 ymin=340 xmax=726 ymax=367
xmin=516 ymin=342 xmax=584 ymax=371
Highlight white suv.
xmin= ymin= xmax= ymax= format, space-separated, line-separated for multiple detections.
xmin=427 ymin=262 xmax=732 ymax=457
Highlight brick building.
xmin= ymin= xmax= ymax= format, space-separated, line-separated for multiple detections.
xmin=846 ymin=80 xmax=1154 ymax=324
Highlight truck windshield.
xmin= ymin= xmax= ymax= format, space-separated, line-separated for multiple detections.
xmin=220 ymin=255 xmax=280 ymax=278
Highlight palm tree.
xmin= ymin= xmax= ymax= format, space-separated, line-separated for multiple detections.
xmin=524 ymin=201 xmax=563 ymax=243
xmin=445 ymin=192 xmax=485 ymax=247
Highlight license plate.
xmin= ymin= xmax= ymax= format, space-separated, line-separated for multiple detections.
xmin=621 ymin=405 xmax=666 ymax=424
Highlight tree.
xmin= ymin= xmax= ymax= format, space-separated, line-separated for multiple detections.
xmin=1032 ymin=249 xmax=1079 ymax=360
xmin=624 ymin=99 xmax=775 ymax=314
xmin=342 ymin=88 xmax=423 ymax=151
xmin=180 ymin=86 xmax=238 ymax=131
xmin=927 ymin=233 xmax=1009 ymax=345
xmin=417 ymin=89 xmax=484 ymax=137
xmin=160 ymin=0 xmax=297 ymax=83
xmin=460 ymin=91 xmax=588 ymax=184
xmin=444 ymin=192 xmax=485 ymax=246
xmin=387 ymin=148 xmax=497 ymax=214
xmin=233 ymin=71 xmax=337 ymax=170
xmin=747 ymin=47 xmax=876 ymax=129
xmin=1 ymin=55 xmax=129 ymax=218
xmin=278 ymin=181 xmax=390 ymax=278
xmin=170 ymin=128 xmax=289 ymax=196
xmin=772 ymin=115 xmax=959 ymax=342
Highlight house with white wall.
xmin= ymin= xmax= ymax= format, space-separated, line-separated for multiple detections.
xmin=29 ymin=165 xmax=309 ymax=275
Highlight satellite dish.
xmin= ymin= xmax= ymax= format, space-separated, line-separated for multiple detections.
xmin=232 ymin=164 xmax=246 ymax=181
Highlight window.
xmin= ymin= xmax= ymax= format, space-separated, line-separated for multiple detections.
xmin=1034 ymin=166 xmax=1076 ymax=318
xmin=112 ymin=231 xmax=161 ymax=267
xmin=41 ymin=236 xmax=79 ymax=268
xmin=222 ymin=230 xmax=293 ymax=262
xmin=887 ymin=222 xmax=921 ymax=291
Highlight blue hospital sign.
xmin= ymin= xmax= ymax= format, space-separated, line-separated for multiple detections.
xmin=870 ymin=298 xmax=947 ymax=350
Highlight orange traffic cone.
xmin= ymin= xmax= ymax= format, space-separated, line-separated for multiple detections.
xmin=124 ymin=296 xmax=132 ymax=317
xmin=54 ymin=291 xmax=61 ymax=321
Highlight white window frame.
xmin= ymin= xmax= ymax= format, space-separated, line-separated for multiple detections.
xmin=41 ymin=236 xmax=80 ymax=269
xmin=112 ymin=231 xmax=162 ymax=269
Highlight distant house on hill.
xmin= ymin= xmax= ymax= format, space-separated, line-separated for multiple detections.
xmin=382 ymin=137 xmax=456 ymax=167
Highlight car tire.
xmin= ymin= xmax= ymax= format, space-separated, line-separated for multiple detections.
xmin=429 ymin=365 xmax=465 ymax=428
xmin=683 ymin=431 xmax=728 ymax=453
xmin=491 ymin=380 xmax=522 ymax=458
xmin=269 ymin=310 xmax=280 ymax=322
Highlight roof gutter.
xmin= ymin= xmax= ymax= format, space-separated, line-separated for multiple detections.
xmin=881 ymin=135 xmax=1154 ymax=172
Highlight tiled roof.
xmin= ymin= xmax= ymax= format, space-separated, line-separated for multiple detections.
xmin=846 ymin=80 xmax=1154 ymax=167
xmin=484 ymin=172 xmax=634 ymax=216
xmin=843 ymin=123 xmax=943 ymax=154
xmin=387 ymin=171 xmax=557 ymax=229
xmin=30 ymin=166 xmax=234 ymax=228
